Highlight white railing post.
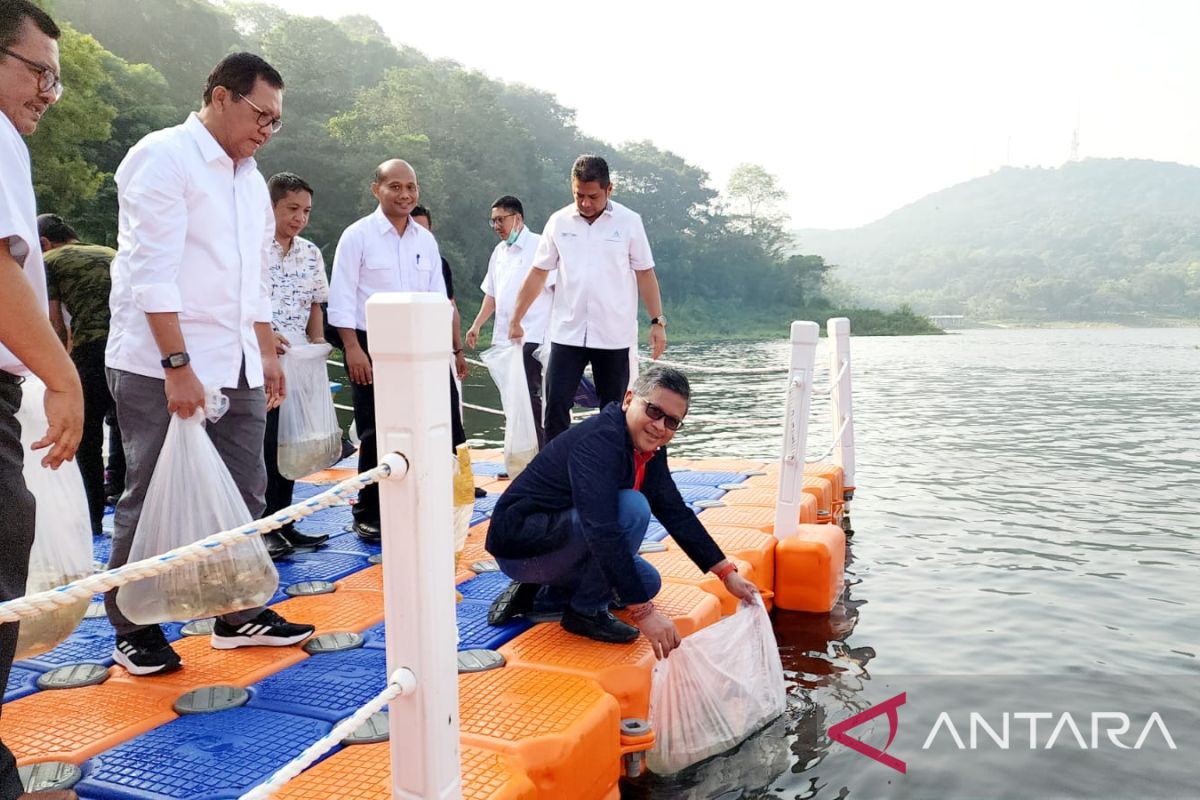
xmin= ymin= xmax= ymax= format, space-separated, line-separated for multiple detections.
xmin=366 ymin=292 xmax=463 ymax=800
xmin=773 ymin=321 xmax=820 ymax=539
xmin=827 ymin=317 xmax=856 ymax=498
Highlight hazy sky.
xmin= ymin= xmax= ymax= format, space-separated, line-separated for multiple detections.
xmin=277 ymin=0 xmax=1200 ymax=229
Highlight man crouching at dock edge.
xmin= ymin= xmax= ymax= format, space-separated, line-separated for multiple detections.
xmin=485 ymin=365 xmax=758 ymax=658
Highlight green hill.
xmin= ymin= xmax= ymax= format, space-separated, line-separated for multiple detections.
xmin=797 ymin=159 xmax=1200 ymax=324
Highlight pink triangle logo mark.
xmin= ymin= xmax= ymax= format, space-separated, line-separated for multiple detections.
xmin=828 ymin=691 xmax=908 ymax=774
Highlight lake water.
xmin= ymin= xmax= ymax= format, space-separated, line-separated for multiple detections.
xmin=463 ymin=327 xmax=1200 ymax=799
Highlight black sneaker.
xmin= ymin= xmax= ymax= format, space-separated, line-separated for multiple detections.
xmin=487 ymin=581 xmax=541 ymax=626
xmin=278 ymin=524 xmax=329 ymax=548
xmin=112 ymin=626 xmax=182 ymax=676
xmin=210 ymin=609 xmax=315 ymax=650
xmin=560 ymin=607 xmax=639 ymax=644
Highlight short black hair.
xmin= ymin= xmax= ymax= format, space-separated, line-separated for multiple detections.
xmin=410 ymin=205 xmax=430 ymax=222
xmin=572 ymin=155 xmax=610 ymax=187
xmin=37 ymin=213 xmax=78 ymax=244
xmin=491 ymin=195 xmax=524 ymax=217
xmin=0 ymin=0 xmax=59 ymax=50
xmin=267 ymin=172 xmax=313 ymax=206
xmin=202 ymin=52 xmax=283 ymax=106
xmin=633 ymin=365 xmax=691 ymax=407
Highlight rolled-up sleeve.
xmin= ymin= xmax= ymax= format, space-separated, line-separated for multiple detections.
xmin=121 ymin=153 xmax=188 ymax=313
xmin=327 ymin=226 xmax=362 ymax=329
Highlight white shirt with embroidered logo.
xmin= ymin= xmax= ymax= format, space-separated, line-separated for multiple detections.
xmin=482 ymin=226 xmax=554 ymax=346
xmin=531 ymin=200 xmax=654 ymax=350
xmin=327 ymin=206 xmax=446 ymax=331
xmin=106 ymin=113 xmax=275 ymax=389
xmin=269 ymin=235 xmax=329 ymax=340
xmin=0 ymin=112 xmax=48 ymax=375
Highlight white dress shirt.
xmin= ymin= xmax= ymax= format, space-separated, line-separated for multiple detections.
xmin=0 ymin=113 xmax=48 ymax=375
xmin=532 ymin=200 xmax=654 ymax=350
xmin=327 ymin=206 xmax=446 ymax=331
xmin=481 ymin=226 xmax=554 ymax=346
xmin=106 ymin=113 xmax=274 ymax=389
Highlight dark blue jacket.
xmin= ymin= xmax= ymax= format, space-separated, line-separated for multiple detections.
xmin=487 ymin=402 xmax=725 ymax=604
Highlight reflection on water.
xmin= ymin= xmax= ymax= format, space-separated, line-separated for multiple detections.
xmin=462 ymin=328 xmax=1200 ymax=798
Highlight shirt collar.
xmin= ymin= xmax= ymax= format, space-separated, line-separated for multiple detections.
xmin=570 ymin=200 xmax=614 ymax=221
xmin=183 ymin=112 xmax=248 ymax=170
xmin=506 ymin=226 xmax=532 ymax=251
xmin=372 ymin=205 xmax=418 ymax=238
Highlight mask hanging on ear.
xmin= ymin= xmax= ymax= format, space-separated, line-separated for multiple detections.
xmin=506 ymin=224 xmax=521 ymax=246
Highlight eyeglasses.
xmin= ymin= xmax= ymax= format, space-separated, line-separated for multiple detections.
xmin=639 ymin=398 xmax=684 ymax=431
xmin=488 ymin=212 xmax=516 ymax=228
xmin=235 ymin=93 xmax=283 ymax=133
xmin=0 ymin=46 xmax=63 ymax=101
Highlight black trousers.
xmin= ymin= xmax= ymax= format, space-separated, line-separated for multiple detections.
xmin=544 ymin=343 xmax=629 ymax=442
xmin=72 ymin=339 xmax=121 ymax=534
xmin=521 ymin=342 xmax=546 ymax=449
xmin=0 ymin=377 xmax=36 ymax=799
xmin=350 ymin=330 xmax=466 ymax=523
xmin=263 ymin=406 xmax=294 ymax=527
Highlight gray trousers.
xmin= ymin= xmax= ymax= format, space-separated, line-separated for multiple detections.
xmin=105 ymin=367 xmax=268 ymax=636
xmin=0 ymin=378 xmax=35 ymax=798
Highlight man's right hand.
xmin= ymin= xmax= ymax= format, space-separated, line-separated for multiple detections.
xmin=164 ymin=366 xmax=206 ymax=418
xmin=465 ymin=325 xmax=480 ymax=349
xmin=507 ymin=319 xmax=524 ymax=344
xmin=32 ymin=383 xmax=83 ymax=469
xmin=344 ymin=347 xmax=373 ymax=385
xmin=635 ymin=610 xmax=681 ymax=659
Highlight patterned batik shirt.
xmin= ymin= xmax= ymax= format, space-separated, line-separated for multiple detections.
xmin=269 ymin=235 xmax=330 ymax=337
xmin=44 ymin=243 xmax=117 ymax=349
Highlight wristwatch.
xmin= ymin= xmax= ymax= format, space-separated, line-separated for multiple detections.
xmin=650 ymin=315 xmax=667 ymax=328
xmin=160 ymin=351 xmax=190 ymax=369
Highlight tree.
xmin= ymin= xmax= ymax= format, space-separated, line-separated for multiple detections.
xmin=725 ymin=162 xmax=789 ymax=253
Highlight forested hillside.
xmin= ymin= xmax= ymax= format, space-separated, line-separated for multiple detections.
xmin=798 ymin=159 xmax=1200 ymax=323
xmin=31 ymin=0 xmax=936 ymax=337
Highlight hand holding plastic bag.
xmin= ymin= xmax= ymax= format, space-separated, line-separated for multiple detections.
xmin=117 ymin=392 xmax=278 ymax=625
xmin=14 ymin=379 xmax=94 ymax=659
xmin=277 ymin=337 xmax=341 ymax=479
xmin=646 ymin=596 xmax=786 ymax=775
xmin=480 ymin=344 xmax=538 ymax=478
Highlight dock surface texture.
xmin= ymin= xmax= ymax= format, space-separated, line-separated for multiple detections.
xmin=2 ymin=451 xmax=846 ymax=799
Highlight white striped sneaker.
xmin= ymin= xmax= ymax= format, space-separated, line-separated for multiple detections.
xmin=210 ymin=609 xmax=315 ymax=650
xmin=112 ymin=626 xmax=182 ymax=675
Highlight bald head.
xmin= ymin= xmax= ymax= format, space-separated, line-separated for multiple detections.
xmin=371 ymin=159 xmax=420 ymax=224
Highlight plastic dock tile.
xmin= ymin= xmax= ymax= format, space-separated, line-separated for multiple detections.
xmin=672 ymin=471 xmax=747 ymax=486
xmin=16 ymin=615 xmax=118 ymax=670
xmin=290 ymin=482 xmax=328 ymax=501
xmin=456 ymin=600 xmax=531 ymax=651
xmin=643 ymin=519 xmax=668 ymax=542
xmin=335 ymin=564 xmax=384 ymax=593
xmin=248 ymin=647 xmax=388 ymax=722
xmin=274 ymin=550 xmax=372 ymax=586
xmin=3 ymin=665 xmax=42 ymax=703
xmin=470 ymin=511 xmax=489 ymax=527
xmin=459 ymin=666 xmax=621 ymax=799
xmin=681 ymin=458 xmax=769 ymax=472
xmin=457 ymin=571 xmax=512 ymax=603
xmin=108 ymin=633 xmax=307 ymax=694
xmin=92 ymin=534 xmax=113 ymax=566
xmin=676 ymin=485 xmax=726 ymax=504
xmin=271 ymin=589 xmax=385 ymax=636
xmin=74 ymin=706 xmax=332 ymax=800
xmin=700 ymin=527 xmax=778 ymax=592
xmin=499 ymin=624 xmax=655 ymax=719
xmin=0 ymin=679 xmax=177 ymax=766
xmin=720 ymin=487 xmax=819 ymax=524
xmin=616 ymin=582 xmax=721 ymax=637
xmin=320 ymin=531 xmax=381 ymax=558
xmin=472 ymin=461 xmax=508 ymax=477
xmin=641 ymin=549 xmax=753 ymax=616
xmin=694 ymin=504 xmax=775 ymax=533
xmin=474 ymin=494 xmax=500 ymax=516
xmin=291 ymin=504 xmax=354 ymax=538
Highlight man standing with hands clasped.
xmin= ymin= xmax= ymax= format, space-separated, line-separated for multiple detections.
xmin=104 ymin=52 xmax=315 ymax=677
xmin=507 ymin=155 xmax=667 ymax=442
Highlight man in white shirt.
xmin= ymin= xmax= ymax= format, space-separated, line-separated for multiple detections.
xmin=466 ymin=195 xmax=554 ymax=447
xmin=327 ymin=159 xmax=446 ymax=542
xmin=509 ymin=155 xmax=668 ymax=442
xmin=0 ymin=3 xmax=84 ymax=797
xmin=104 ymin=52 xmax=314 ymax=677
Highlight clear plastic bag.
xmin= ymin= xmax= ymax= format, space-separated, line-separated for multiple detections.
xmin=117 ymin=393 xmax=278 ymax=624
xmin=480 ymin=344 xmax=538 ymax=478
xmin=277 ymin=338 xmax=341 ymax=479
xmin=14 ymin=379 xmax=94 ymax=660
xmin=646 ymin=596 xmax=787 ymax=775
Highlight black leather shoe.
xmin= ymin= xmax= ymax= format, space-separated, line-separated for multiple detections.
xmin=474 ymin=486 xmax=487 ymax=498
xmin=487 ymin=581 xmax=541 ymax=626
xmin=261 ymin=531 xmax=294 ymax=560
xmin=560 ymin=608 xmax=639 ymax=644
xmin=279 ymin=526 xmax=329 ymax=548
xmin=352 ymin=519 xmax=382 ymax=543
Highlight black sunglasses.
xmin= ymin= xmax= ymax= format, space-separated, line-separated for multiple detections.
xmin=640 ymin=398 xmax=684 ymax=431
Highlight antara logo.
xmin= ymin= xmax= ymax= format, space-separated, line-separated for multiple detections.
xmin=828 ymin=692 xmax=908 ymax=773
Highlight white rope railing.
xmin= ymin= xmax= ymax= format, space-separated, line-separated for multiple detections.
xmin=638 ymin=354 xmax=781 ymax=375
xmin=812 ymin=359 xmax=848 ymax=397
xmin=462 ymin=401 xmax=505 ymax=417
xmin=239 ymin=667 xmax=419 ymax=800
xmin=806 ymin=416 xmax=850 ymax=464
xmin=0 ymin=453 xmax=410 ymax=625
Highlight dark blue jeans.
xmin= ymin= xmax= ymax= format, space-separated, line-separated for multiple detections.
xmin=496 ymin=489 xmax=661 ymax=615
